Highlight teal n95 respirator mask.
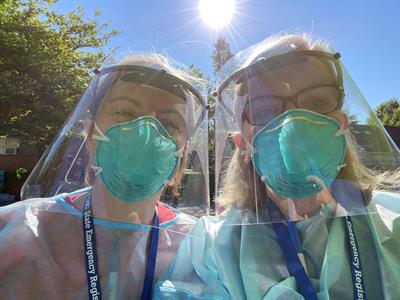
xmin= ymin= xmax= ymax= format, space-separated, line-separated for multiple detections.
xmin=252 ymin=109 xmax=347 ymax=199
xmin=91 ymin=116 xmax=181 ymax=202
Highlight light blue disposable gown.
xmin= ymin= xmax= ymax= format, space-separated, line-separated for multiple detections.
xmin=154 ymin=190 xmax=400 ymax=300
xmin=0 ymin=189 xmax=196 ymax=299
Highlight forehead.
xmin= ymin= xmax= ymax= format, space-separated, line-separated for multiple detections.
xmin=99 ymin=79 xmax=187 ymax=113
xmin=243 ymin=56 xmax=339 ymax=95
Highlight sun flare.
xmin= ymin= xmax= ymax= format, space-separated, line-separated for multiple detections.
xmin=199 ymin=0 xmax=235 ymax=29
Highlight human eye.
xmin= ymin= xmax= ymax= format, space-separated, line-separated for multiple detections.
xmin=299 ymin=86 xmax=339 ymax=114
xmin=108 ymin=101 xmax=140 ymax=119
xmin=254 ymin=106 xmax=276 ymax=119
xmin=162 ymin=120 xmax=182 ymax=135
xmin=113 ymin=111 xmax=134 ymax=117
xmin=160 ymin=120 xmax=187 ymax=139
xmin=248 ymin=96 xmax=280 ymax=124
xmin=156 ymin=112 xmax=177 ymax=129
xmin=108 ymin=108 xmax=139 ymax=123
xmin=303 ymin=96 xmax=330 ymax=108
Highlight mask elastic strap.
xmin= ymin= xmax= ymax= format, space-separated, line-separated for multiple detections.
xmin=90 ymin=165 xmax=103 ymax=176
xmin=335 ymin=114 xmax=349 ymax=136
xmin=92 ymin=122 xmax=110 ymax=142
xmin=335 ymin=117 xmax=348 ymax=172
xmin=239 ymin=135 xmax=256 ymax=156
xmin=174 ymin=146 xmax=185 ymax=158
xmin=335 ymin=126 xmax=348 ymax=137
xmin=90 ymin=122 xmax=108 ymax=176
xmin=163 ymin=143 xmax=185 ymax=187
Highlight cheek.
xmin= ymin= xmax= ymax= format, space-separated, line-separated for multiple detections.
xmin=241 ymin=121 xmax=262 ymax=147
xmin=95 ymin=110 xmax=113 ymax=132
xmin=327 ymin=111 xmax=346 ymax=126
xmin=86 ymin=138 xmax=97 ymax=164
xmin=174 ymin=133 xmax=187 ymax=149
xmin=241 ymin=121 xmax=253 ymax=144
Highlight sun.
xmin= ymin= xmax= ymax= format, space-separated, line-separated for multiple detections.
xmin=199 ymin=0 xmax=235 ymax=29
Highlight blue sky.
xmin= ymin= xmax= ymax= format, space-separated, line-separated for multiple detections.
xmin=54 ymin=0 xmax=400 ymax=109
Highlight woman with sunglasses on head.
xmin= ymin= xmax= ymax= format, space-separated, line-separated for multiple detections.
xmin=155 ymin=34 xmax=400 ymax=300
xmin=0 ymin=53 xmax=209 ymax=299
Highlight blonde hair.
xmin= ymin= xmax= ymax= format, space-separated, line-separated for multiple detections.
xmin=217 ymin=33 xmax=400 ymax=210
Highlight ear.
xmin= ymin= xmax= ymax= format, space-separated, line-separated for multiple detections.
xmin=166 ymin=141 xmax=188 ymax=186
xmin=182 ymin=141 xmax=189 ymax=156
xmin=177 ymin=141 xmax=188 ymax=164
xmin=234 ymin=134 xmax=246 ymax=150
xmin=342 ymin=113 xmax=348 ymax=129
xmin=234 ymin=134 xmax=252 ymax=164
xmin=86 ymin=123 xmax=94 ymax=144
xmin=84 ymin=120 xmax=97 ymax=165
xmin=83 ymin=119 xmax=95 ymax=138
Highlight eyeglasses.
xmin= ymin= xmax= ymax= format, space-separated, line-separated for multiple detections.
xmin=243 ymin=84 xmax=344 ymax=126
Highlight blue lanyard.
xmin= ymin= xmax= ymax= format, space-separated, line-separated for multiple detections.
xmin=267 ymin=201 xmax=318 ymax=300
xmin=267 ymin=201 xmax=366 ymax=300
xmin=343 ymin=216 xmax=367 ymax=300
xmin=140 ymin=206 xmax=160 ymax=300
xmin=82 ymin=194 xmax=160 ymax=300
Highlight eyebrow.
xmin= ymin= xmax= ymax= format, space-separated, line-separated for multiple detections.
xmin=108 ymin=96 xmax=142 ymax=107
xmin=159 ymin=108 xmax=187 ymax=122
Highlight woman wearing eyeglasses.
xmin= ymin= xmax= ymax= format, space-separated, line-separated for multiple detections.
xmin=155 ymin=34 xmax=400 ymax=300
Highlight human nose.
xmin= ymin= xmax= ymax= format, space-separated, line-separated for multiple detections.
xmin=283 ymin=98 xmax=296 ymax=112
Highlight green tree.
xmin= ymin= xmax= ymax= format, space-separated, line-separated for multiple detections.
xmin=187 ymin=36 xmax=233 ymax=200
xmin=211 ymin=36 xmax=233 ymax=73
xmin=0 ymin=0 xmax=119 ymax=152
xmin=375 ymin=98 xmax=400 ymax=126
xmin=209 ymin=36 xmax=233 ymax=199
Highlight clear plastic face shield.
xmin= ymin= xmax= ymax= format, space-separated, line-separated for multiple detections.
xmin=215 ymin=50 xmax=400 ymax=224
xmin=21 ymin=60 xmax=209 ymax=220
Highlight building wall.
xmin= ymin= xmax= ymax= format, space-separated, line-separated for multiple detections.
xmin=0 ymin=155 xmax=38 ymax=201
xmin=384 ymin=126 xmax=400 ymax=148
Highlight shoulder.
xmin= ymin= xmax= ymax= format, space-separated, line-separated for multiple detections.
xmin=366 ymin=190 xmax=400 ymax=236
xmin=370 ymin=190 xmax=400 ymax=213
xmin=157 ymin=203 xmax=199 ymax=237
xmin=0 ymin=196 xmax=65 ymax=222
xmin=0 ymin=194 xmax=71 ymax=236
xmin=0 ymin=196 xmax=67 ymax=271
xmin=0 ymin=192 xmax=79 ymax=246
xmin=185 ymin=208 xmax=250 ymax=240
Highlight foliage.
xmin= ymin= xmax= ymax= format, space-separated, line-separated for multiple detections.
xmin=209 ymin=36 xmax=233 ymax=163
xmin=209 ymin=36 xmax=233 ymax=199
xmin=211 ymin=36 xmax=233 ymax=73
xmin=15 ymin=167 xmax=28 ymax=180
xmin=374 ymin=98 xmax=400 ymax=127
xmin=0 ymin=0 xmax=119 ymax=152
xmin=188 ymin=64 xmax=213 ymax=162
xmin=188 ymin=36 xmax=233 ymax=200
